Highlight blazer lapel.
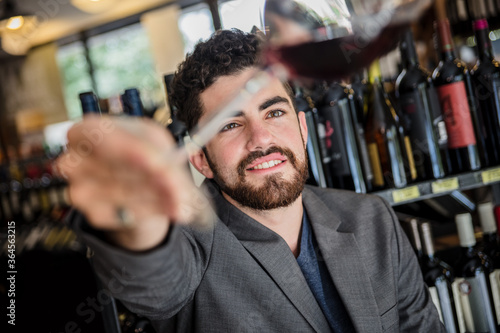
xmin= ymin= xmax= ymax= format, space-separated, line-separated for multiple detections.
xmin=303 ymin=188 xmax=383 ymax=333
xmin=207 ymin=181 xmax=331 ymax=333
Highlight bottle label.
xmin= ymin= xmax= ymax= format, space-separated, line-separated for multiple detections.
xmin=427 ymin=87 xmax=449 ymax=149
xmin=452 ymin=274 xmax=497 ymax=332
xmin=432 ymin=279 xmax=460 ymax=332
xmin=436 ymin=81 xmax=477 ymax=149
xmin=318 ymin=101 xmax=350 ymax=177
xmin=490 ymin=269 xmax=500 ymax=324
xmin=368 ymin=143 xmax=384 ymax=187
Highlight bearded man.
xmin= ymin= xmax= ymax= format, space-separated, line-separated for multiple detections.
xmin=59 ymin=29 xmax=445 ymax=332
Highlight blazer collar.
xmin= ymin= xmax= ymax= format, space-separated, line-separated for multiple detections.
xmin=206 ymin=180 xmax=331 ymax=332
xmin=302 ymin=186 xmax=383 ymax=333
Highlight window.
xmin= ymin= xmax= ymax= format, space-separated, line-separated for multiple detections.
xmin=56 ymin=41 xmax=93 ymax=120
xmin=219 ymin=0 xmax=265 ymax=32
xmin=57 ymin=22 xmax=164 ymax=119
xmin=178 ymin=3 xmax=215 ymax=54
xmin=87 ymin=23 xmax=163 ymax=111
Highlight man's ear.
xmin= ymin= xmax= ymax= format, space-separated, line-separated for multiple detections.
xmin=189 ymin=148 xmax=215 ymax=179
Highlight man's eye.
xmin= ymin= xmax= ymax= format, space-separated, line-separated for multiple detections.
xmin=267 ymin=110 xmax=284 ymax=118
xmin=221 ymin=123 xmax=240 ymax=132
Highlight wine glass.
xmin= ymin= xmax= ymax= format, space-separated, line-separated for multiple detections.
xmin=189 ymin=0 xmax=432 ymax=147
xmin=262 ymin=0 xmax=432 ymax=80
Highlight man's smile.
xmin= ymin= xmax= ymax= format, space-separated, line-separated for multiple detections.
xmin=245 ymin=152 xmax=288 ymax=172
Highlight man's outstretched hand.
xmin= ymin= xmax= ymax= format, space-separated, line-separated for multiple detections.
xmin=56 ymin=115 xmax=212 ymax=251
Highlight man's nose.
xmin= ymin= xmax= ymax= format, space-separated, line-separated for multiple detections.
xmin=245 ymin=120 xmax=274 ymax=151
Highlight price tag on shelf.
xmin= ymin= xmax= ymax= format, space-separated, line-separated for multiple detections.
xmin=481 ymin=167 xmax=500 ymax=184
xmin=431 ymin=178 xmax=459 ymax=194
xmin=392 ymin=186 xmax=420 ymax=204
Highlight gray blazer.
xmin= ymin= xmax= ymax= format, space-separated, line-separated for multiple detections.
xmin=74 ymin=181 xmax=445 ymax=332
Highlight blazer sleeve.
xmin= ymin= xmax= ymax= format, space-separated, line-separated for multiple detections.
xmin=67 ymin=209 xmax=214 ymax=321
xmin=380 ymin=199 xmax=446 ymax=332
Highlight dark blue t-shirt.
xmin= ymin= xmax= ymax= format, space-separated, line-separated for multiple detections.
xmin=296 ymin=212 xmax=355 ymax=332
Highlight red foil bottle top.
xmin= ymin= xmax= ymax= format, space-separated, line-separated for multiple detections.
xmin=435 ymin=19 xmax=454 ymax=52
xmin=473 ymin=19 xmax=489 ymax=31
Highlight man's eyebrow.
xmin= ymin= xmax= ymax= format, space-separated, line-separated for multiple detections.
xmin=259 ymin=96 xmax=290 ymax=111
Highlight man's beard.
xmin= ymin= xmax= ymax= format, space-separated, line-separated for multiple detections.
xmin=205 ymin=145 xmax=309 ymax=210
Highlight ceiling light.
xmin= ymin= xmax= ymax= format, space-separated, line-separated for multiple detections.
xmin=6 ymin=15 xmax=23 ymax=30
xmin=0 ymin=0 xmax=38 ymax=55
xmin=0 ymin=0 xmax=36 ymax=31
xmin=70 ymin=0 xmax=118 ymax=14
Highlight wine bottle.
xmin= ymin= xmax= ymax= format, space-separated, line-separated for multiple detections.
xmin=348 ymin=73 xmax=374 ymax=192
xmin=420 ymin=222 xmax=460 ymax=333
xmin=432 ymin=19 xmax=482 ymax=174
xmin=121 ymin=88 xmax=144 ymax=117
xmin=79 ymin=91 xmax=101 ymax=115
xmin=385 ymin=80 xmax=420 ymax=184
xmin=453 ymin=212 xmax=497 ymax=332
xmin=364 ymin=61 xmax=408 ymax=190
xmin=478 ymin=202 xmax=500 ymax=325
xmin=470 ymin=19 xmax=500 ymax=167
xmin=316 ymin=82 xmax=366 ymax=193
xmin=294 ymin=86 xmax=328 ymax=188
xmin=396 ymin=29 xmax=447 ymax=181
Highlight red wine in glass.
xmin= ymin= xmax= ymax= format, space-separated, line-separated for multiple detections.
xmin=264 ymin=23 xmax=406 ymax=81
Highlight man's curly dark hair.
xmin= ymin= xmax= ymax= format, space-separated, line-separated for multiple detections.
xmin=169 ymin=29 xmax=263 ymax=133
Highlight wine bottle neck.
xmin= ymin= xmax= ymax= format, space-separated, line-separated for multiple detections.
xmin=461 ymin=246 xmax=477 ymax=257
xmin=435 ymin=19 xmax=456 ymax=62
xmin=420 ymin=222 xmax=436 ymax=257
xmin=474 ymin=20 xmax=494 ymax=62
xmin=440 ymin=50 xmax=456 ymax=62
xmin=400 ymin=30 xmax=419 ymax=68
xmin=79 ymin=92 xmax=101 ymax=115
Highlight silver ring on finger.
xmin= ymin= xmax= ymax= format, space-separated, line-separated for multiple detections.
xmin=116 ymin=206 xmax=135 ymax=228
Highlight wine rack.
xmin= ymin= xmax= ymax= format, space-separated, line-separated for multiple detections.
xmin=373 ymin=165 xmax=500 ymax=206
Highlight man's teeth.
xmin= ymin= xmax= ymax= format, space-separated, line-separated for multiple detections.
xmin=251 ymin=160 xmax=283 ymax=170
